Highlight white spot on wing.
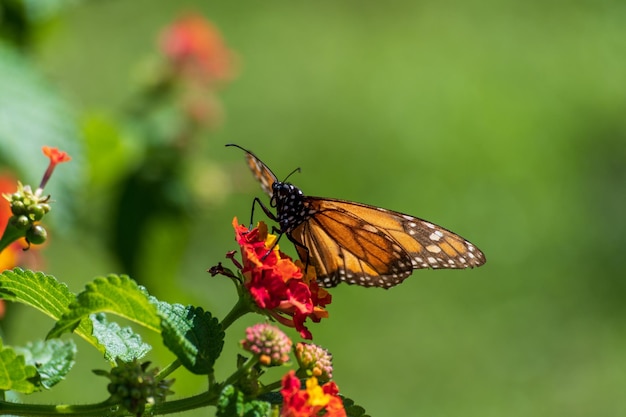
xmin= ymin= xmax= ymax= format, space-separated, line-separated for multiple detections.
xmin=426 ymin=244 xmax=442 ymax=254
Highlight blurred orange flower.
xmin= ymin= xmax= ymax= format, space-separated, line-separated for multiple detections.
xmin=0 ymin=173 xmax=24 ymax=272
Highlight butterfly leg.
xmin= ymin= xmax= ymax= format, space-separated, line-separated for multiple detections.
xmin=248 ymin=197 xmax=285 ymax=260
xmin=249 ymin=197 xmax=278 ymax=228
xmin=286 ymin=232 xmax=312 ymax=274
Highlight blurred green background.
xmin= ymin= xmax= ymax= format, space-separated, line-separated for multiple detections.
xmin=1 ymin=0 xmax=626 ymax=416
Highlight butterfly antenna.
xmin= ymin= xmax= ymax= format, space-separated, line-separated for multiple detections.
xmin=225 ymin=143 xmax=249 ymax=153
xmin=283 ymin=167 xmax=301 ymax=182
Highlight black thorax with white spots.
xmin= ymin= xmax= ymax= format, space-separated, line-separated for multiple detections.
xmin=271 ymin=182 xmax=310 ymax=233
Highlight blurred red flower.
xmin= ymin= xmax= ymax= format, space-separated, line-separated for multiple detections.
xmin=160 ymin=13 xmax=237 ymax=84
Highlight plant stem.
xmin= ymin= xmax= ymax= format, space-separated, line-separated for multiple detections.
xmin=150 ymin=390 xmax=219 ymax=415
xmin=0 ymin=398 xmax=117 ymax=416
xmin=156 ymin=358 xmax=181 ymax=381
xmin=0 ymin=220 xmax=23 ymax=253
xmin=219 ymin=294 xmax=254 ymax=330
xmin=223 ymin=355 xmax=259 ymax=387
xmin=258 ymin=379 xmax=283 ymax=395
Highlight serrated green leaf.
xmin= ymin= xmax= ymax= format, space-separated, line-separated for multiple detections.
xmin=90 ymin=312 xmax=151 ymax=362
xmin=341 ymin=396 xmax=371 ymax=417
xmin=0 ymin=268 xmax=95 ymax=345
xmin=217 ymin=385 xmax=271 ymax=417
xmin=155 ymin=300 xmax=224 ymax=375
xmin=47 ymin=274 xmax=160 ymax=339
xmin=0 ymin=339 xmax=41 ymax=393
xmin=14 ymin=339 xmax=76 ymax=389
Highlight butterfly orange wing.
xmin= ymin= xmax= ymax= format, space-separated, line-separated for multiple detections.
xmin=227 ymin=144 xmax=278 ymax=198
xmin=292 ymin=198 xmax=486 ymax=288
xmin=243 ymin=151 xmax=277 ymax=198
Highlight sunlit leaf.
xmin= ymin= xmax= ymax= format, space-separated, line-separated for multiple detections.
xmin=0 ymin=339 xmax=40 ymax=393
xmin=0 ymin=268 xmax=95 ymax=345
xmin=90 ymin=312 xmax=152 ymax=363
xmin=47 ymin=274 xmax=160 ymax=339
xmin=14 ymin=339 xmax=76 ymax=389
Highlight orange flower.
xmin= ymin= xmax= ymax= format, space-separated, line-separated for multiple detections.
xmin=39 ymin=146 xmax=71 ymax=190
xmin=232 ymin=218 xmax=331 ymax=340
xmin=42 ymin=146 xmax=71 ymax=165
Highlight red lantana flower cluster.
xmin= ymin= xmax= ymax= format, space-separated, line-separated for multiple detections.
xmin=232 ymin=218 xmax=332 ymax=340
xmin=280 ymin=370 xmax=346 ymax=417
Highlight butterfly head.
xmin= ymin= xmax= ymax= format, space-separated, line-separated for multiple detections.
xmin=270 ymin=180 xmax=308 ymax=233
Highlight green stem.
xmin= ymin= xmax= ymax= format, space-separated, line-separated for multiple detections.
xmin=0 ymin=220 xmax=24 ymax=253
xmin=156 ymin=358 xmax=181 ymax=382
xmin=223 ymin=355 xmax=260 ymax=388
xmin=259 ymin=379 xmax=283 ymax=395
xmin=220 ymin=294 xmax=254 ymax=330
xmin=0 ymin=392 xmax=222 ymax=417
xmin=150 ymin=390 xmax=218 ymax=415
xmin=0 ymin=398 xmax=118 ymax=416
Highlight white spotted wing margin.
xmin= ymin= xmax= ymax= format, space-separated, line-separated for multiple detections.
xmin=290 ymin=198 xmax=486 ymax=289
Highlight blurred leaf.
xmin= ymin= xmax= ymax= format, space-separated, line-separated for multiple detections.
xmin=90 ymin=312 xmax=152 ymax=363
xmin=216 ymin=385 xmax=271 ymax=417
xmin=109 ymin=153 xmax=190 ymax=282
xmin=0 ymin=268 xmax=95 ymax=344
xmin=154 ymin=301 xmax=224 ymax=375
xmin=47 ymin=274 xmax=160 ymax=339
xmin=81 ymin=112 xmax=141 ymax=190
xmin=0 ymin=41 xmax=82 ymax=225
xmin=0 ymin=339 xmax=40 ymax=393
xmin=14 ymin=339 xmax=76 ymax=389
xmin=22 ymin=0 xmax=80 ymax=22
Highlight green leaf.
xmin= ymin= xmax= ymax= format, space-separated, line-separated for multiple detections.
xmin=47 ymin=274 xmax=160 ymax=339
xmin=0 ymin=339 xmax=40 ymax=393
xmin=90 ymin=312 xmax=152 ymax=362
xmin=216 ymin=385 xmax=271 ymax=417
xmin=0 ymin=268 xmax=95 ymax=344
xmin=155 ymin=300 xmax=224 ymax=375
xmin=14 ymin=339 xmax=76 ymax=389
xmin=341 ymin=396 xmax=371 ymax=417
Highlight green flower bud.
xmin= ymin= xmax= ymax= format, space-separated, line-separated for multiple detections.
xmin=11 ymin=201 xmax=26 ymax=215
xmin=96 ymin=360 xmax=174 ymax=417
xmin=13 ymin=215 xmax=30 ymax=230
xmin=26 ymin=225 xmax=47 ymax=245
xmin=28 ymin=204 xmax=46 ymax=221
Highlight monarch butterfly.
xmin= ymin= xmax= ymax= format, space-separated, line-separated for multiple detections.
xmin=228 ymin=144 xmax=486 ymax=289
